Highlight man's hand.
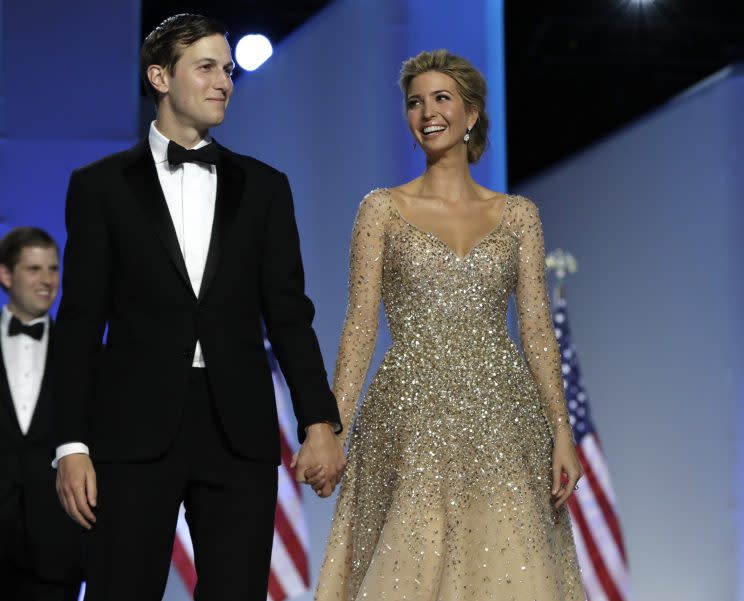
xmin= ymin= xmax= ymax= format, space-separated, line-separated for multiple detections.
xmin=56 ymin=453 xmax=97 ymax=529
xmin=292 ymin=423 xmax=346 ymax=498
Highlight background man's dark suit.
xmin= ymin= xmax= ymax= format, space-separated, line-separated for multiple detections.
xmin=53 ymin=139 xmax=340 ymax=599
xmin=0 ymin=325 xmax=83 ymax=600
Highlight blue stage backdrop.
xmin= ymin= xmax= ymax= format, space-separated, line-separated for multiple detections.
xmin=0 ymin=0 xmax=141 ymax=307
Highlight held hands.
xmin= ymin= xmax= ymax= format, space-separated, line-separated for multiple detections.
xmin=56 ymin=454 xmax=98 ymax=529
xmin=291 ymin=423 xmax=347 ymax=498
xmin=551 ymin=430 xmax=583 ymax=509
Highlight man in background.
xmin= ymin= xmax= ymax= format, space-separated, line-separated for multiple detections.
xmin=0 ymin=227 xmax=83 ymax=601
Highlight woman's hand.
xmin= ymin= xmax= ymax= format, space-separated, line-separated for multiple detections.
xmin=550 ymin=431 xmax=582 ymax=509
xmin=291 ymin=434 xmax=347 ymax=497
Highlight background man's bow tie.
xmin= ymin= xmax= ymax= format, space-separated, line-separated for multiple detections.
xmin=8 ymin=316 xmax=44 ymax=340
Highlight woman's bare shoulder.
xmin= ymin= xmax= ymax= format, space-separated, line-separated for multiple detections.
xmin=388 ymin=178 xmax=424 ymax=201
xmin=473 ymin=183 xmax=510 ymax=203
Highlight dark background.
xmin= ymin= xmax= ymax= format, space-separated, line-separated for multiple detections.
xmin=142 ymin=0 xmax=744 ymax=184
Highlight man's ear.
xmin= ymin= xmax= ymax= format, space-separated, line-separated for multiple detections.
xmin=147 ymin=64 xmax=169 ymax=96
xmin=0 ymin=264 xmax=13 ymax=290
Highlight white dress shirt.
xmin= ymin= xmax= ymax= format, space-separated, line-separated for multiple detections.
xmin=1 ymin=306 xmax=50 ymax=435
xmin=150 ymin=122 xmax=216 ymax=367
xmin=54 ymin=122 xmax=217 ymax=467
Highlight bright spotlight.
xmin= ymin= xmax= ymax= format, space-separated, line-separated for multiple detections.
xmin=235 ymin=34 xmax=273 ymax=71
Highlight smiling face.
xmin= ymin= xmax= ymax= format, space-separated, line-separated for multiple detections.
xmin=0 ymin=246 xmax=59 ymax=322
xmin=405 ymin=70 xmax=478 ymax=160
xmin=150 ymin=33 xmax=235 ymax=133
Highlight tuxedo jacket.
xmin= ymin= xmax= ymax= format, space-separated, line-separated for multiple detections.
xmin=0 ymin=326 xmax=83 ymax=582
xmin=53 ymin=140 xmax=340 ymax=464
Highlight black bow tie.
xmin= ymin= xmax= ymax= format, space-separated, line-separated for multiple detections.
xmin=8 ymin=316 xmax=45 ymax=340
xmin=167 ymin=141 xmax=218 ymax=166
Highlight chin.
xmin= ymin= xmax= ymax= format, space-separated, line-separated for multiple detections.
xmin=205 ymin=116 xmax=225 ymax=128
xmin=194 ymin=113 xmax=223 ymax=128
xmin=422 ymin=145 xmax=446 ymax=158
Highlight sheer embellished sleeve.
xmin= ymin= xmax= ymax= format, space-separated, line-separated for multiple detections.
xmin=333 ymin=190 xmax=388 ymax=441
xmin=513 ymin=197 xmax=573 ymax=441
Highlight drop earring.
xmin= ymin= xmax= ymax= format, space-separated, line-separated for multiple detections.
xmin=463 ymin=127 xmax=472 ymax=143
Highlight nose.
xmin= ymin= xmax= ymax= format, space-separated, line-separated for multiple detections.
xmin=41 ymin=268 xmax=57 ymax=286
xmin=215 ymin=70 xmax=232 ymax=94
xmin=422 ymin=100 xmax=436 ymax=120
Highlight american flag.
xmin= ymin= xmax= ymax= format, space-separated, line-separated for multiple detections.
xmin=171 ymin=340 xmax=310 ymax=601
xmin=553 ymin=295 xmax=632 ymax=601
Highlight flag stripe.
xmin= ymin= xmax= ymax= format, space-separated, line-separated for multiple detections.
xmin=572 ymin=464 xmax=630 ymax=599
xmin=175 ymin=504 xmax=195 ymax=562
xmin=568 ymin=494 xmax=623 ymax=601
xmin=582 ymin=434 xmax=618 ymax=506
xmin=171 ymin=536 xmax=197 ymax=595
xmin=275 ymin=503 xmax=310 ymax=584
xmin=568 ymin=514 xmax=606 ymax=601
xmin=576 ymin=444 xmax=627 ymax=561
xmin=272 ymin=531 xmax=310 ymax=596
xmin=553 ymin=297 xmax=631 ymax=601
xmin=277 ymin=463 xmax=309 ymax=549
xmin=268 ymin=569 xmax=287 ymax=601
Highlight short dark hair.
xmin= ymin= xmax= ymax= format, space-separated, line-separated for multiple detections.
xmin=140 ymin=13 xmax=228 ymax=103
xmin=0 ymin=227 xmax=58 ymax=290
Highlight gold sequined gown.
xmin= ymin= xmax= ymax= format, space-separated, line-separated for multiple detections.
xmin=316 ymin=189 xmax=584 ymax=601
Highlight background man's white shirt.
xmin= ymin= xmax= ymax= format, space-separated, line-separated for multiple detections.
xmin=1 ymin=305 xmax=50 ymax=434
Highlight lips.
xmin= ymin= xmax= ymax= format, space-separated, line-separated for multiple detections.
xmin=422 ymin=125 xmax=446 ymax=135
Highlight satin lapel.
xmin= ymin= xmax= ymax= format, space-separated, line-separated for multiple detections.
xmin=123 ymin=141 xmax=194 ymax=298
xmin=0 ymin=341 xmax=22 ymax=439
xmin=198 ymin=145 xmax=243 ymax=303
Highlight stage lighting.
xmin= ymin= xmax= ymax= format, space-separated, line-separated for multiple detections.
xmin=235 ymin=34 xmax=273 ymax=71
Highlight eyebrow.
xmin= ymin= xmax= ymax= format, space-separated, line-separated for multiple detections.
xmin=196 ymin=57 xmax=235 ymax=70
xmin=407 ymin=89 xmax=453 ymax=99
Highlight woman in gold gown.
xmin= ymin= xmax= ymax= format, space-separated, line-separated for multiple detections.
xmin=314 ymin=50 xmax=585 ymax=601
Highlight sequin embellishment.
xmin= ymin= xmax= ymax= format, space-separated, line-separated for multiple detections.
xmin=316 ymin=189 xmax=584 ymax=601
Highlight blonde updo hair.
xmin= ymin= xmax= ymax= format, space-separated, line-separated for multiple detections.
xmin=399 ymin=49 xmax=489 ymax=164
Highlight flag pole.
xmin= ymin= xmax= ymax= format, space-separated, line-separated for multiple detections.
xmin=546 ymin=248 xmax=577 ymax=305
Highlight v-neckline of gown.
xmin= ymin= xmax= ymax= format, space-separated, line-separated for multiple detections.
xmin=386 ymin=189 xmax=511 ymax=262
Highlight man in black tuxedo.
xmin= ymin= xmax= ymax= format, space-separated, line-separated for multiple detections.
xmin=0 ymin=227 xmax=83 ymax=601
xmin=53 ymin=13 xmax=345 ymax=601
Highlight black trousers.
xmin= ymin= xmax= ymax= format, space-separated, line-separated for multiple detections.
xmin=0 ymin=527 xmax=81 ymax=601
xmin=84 ymin=369 xmax=278 ymax=601
xmin=0 ymin=560 xmax=80 ymax=601
xmin=0 ymin=468 xmax=83 ymax=601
